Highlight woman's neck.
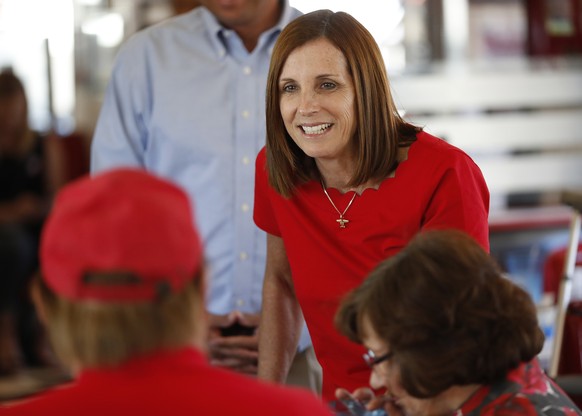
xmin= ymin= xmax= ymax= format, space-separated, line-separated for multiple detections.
xmin=441 ymin=384 xmax=482 ymax=414
xmin=316 ymin=144 xmax=411 ymax=195
xmin=316 ymin=158 xmax=383 ymax=195
xmin=316 ymin=157 xmax=358 ymax=194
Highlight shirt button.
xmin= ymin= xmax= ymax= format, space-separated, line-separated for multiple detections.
xmin=242 ymin=156 xmax=250 ymax=165
xmin=242 ymin=110 xmax=250 ymax=119
xmin=239 ymin=252 xmax=248 ymax=261
xmin=236 ymin=299 xmax=245 ymax=307
xmin=241 ymin=203 xmax=250 ymax=212
xmin=243 ymin=66 xmax=252 ymax=75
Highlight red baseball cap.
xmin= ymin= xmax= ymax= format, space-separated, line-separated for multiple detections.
xmin=40 ymin=168 xmax=203 ymax=302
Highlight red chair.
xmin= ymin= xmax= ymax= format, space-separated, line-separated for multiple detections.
xmin=544 ymin=244 xmax=582 ymax=304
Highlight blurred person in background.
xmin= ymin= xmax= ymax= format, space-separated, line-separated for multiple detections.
xmin=0 ymin=68 xmax=62 ymax=375
xmin=335 ymin=230 xmax=581 ymax=416
xmin=1 ymin=168 xmax=331 ymax=416
xmin=90 ymin=0 xmax=320 ymax=390
xmin=169 ymin=0 xmax=200 ymax=15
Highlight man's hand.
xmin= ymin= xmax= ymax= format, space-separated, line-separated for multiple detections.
xmin=208 ymin=311 xmax=260 ymax=375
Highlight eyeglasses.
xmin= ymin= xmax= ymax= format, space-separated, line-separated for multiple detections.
xmin=363 ymin=349 xmax=393 ymax=368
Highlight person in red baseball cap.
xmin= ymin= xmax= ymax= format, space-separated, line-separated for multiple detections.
xmin=1 ymin=168 xmax=331 ymax=416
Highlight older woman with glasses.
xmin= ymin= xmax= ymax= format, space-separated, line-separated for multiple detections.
xmin=335 ymin=230 xmax=582 ymax=416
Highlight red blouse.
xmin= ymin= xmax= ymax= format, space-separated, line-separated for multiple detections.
xmin=254 ymin=131 xmax=490 ymax=402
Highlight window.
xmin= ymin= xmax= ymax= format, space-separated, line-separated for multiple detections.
xmin=0 ymin=0 xmax=75 ymax=133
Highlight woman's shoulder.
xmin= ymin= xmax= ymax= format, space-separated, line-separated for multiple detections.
xmin=410 ymin=130 xmax=477 ymax=166
xmin=257 ymin=146 xmax=267 ymax=159
xmin=256 ymin=146 xmax=267 ymax=169
xmin=414 ymin=130 xmax=466 ymax=154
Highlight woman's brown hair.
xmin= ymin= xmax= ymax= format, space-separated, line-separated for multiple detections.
xmin=265 ymin=10 xmax=420 ymax=197
xmin=336 ymin=229 xmax=544 ymax=398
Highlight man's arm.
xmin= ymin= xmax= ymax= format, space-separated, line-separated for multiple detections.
xmin=91 ymin=40 xmax=149 ymax=173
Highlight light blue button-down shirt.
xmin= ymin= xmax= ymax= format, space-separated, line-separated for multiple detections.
xmin=91 ymin=4 xmax=309 ymax=348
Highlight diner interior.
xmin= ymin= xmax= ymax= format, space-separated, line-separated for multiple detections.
xmin=0 ymin=0 xmax=581 ymax=406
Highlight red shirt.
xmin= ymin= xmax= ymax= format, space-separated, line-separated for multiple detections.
xmin=1 ymin=348 xmax=332 ymax=416
xmin=459 ymin=360 xmax=581 ymax=415
xmin=254 ymin=131 xmax=490 ymax=402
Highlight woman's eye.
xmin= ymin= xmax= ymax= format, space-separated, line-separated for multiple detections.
xmin=321 ymin=82 xmax=336 ymax=90
xmin=282 ymin=84 xmax=297 ymax=93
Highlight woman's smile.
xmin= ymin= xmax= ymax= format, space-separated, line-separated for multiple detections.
xmin=279 ymin=37 xmax=357 ymax=164
xmin=299 ymin=122 xmax=333 ymax=135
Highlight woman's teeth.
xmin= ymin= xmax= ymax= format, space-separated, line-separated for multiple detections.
xmin=302 ymin=123 xmax=331 ymax=134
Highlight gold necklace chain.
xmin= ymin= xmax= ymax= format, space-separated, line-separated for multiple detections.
xmin=321 ymin=180 xmax=357 ymax=229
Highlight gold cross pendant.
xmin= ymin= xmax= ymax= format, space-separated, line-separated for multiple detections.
xmin=337 ymin=217 xmax=349 ymax=228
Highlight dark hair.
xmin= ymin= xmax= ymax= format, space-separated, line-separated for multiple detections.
xmin=0 ymin=68 xmax=26 ymax=100
xmin=265 ymin=10 xmax=420 ymax=197
xmin=0 ymin=68 xmax=30 ymax=150
xmin=335 ymin=229 xmax=544 ymax=398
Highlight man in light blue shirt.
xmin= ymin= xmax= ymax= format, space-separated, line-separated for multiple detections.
xmin=90 ymin=0 xmax=317 ymax=387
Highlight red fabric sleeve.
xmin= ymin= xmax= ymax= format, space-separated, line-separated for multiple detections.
xmin=421 ymin=149 xmax=490 ymax=252
xmin=253 ymin=147 xmax=281 ymax=237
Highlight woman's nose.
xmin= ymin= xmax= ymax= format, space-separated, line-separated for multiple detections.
xmin=369 ymin=367 xmax=386 ymax=390
xmin=298 ymin=92 xmax=319 ymax=116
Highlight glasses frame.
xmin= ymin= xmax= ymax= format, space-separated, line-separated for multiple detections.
xmin=363 ymin=349 xmax=393 ymax=368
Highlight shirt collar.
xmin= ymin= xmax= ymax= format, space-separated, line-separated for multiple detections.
xmin=199 ymin=0 xmax=296 ymax=59
xmin=458 ymin=361 xmax=533 ymax=415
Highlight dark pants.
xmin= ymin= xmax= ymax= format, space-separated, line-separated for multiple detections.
xmin=0 ymin=223 xmax=37 ymax=312
xmin=0 ymin=223 xmax=43 ymax=366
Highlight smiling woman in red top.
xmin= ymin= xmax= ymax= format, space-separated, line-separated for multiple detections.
xmin=254 ymin=9 xmax=490 ymax=404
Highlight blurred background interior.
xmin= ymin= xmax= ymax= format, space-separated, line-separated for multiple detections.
xmin=0 ymin=0 xmax=581 ymax=404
